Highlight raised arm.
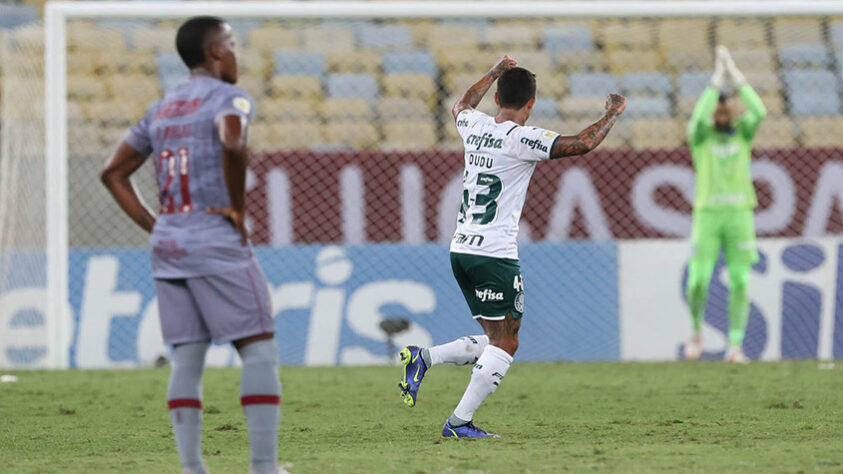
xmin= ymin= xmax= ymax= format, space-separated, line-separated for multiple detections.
xmin=550 ymin=93 xmax=626 ymax=159
xmin=687 ymin=47 xmax=728 ymax=145
xmin=452 ymin=55 xmax=518 ymax=119
xmin=720 ymin=46 xmax=766 ymax=139
xmin=207 ymin=114 xmax=250 ymax=245
xmin=101 ymin=141 xmax=157 ymax=233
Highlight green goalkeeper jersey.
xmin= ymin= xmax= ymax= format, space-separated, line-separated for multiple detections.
xmin=687 ymin=84 xmax=766 ymax=210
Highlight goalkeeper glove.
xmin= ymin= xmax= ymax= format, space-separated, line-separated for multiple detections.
xmin=710 ymin=47 xmax=726 ymax=89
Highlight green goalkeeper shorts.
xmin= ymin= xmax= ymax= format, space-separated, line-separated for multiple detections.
xmin=450 ymin=252 xmax=525 ymax=320
xmin=690 ymin=208 xmax=759 ymax=264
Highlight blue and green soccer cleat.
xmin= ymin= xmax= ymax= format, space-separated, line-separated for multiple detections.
xmin=442 ymin=420 xmax=500 ymax=439
xmin=398 ymin=345 xmax=427 ymax=407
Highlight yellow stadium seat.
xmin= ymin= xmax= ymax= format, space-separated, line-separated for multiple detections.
xmin=716 ymin=19 xmax=767 ymax=47
xmin=434 ymin=48 xmax=495 ymax=74
xmin=68 ymin=124 xmax=101 ymax=157
xmin=407 ymin=20 xmax=436 ymax=48
xmin=326 ymin=50 xmax=380 ymax=74
xmin=131 ymin=26 xmax=175 ymax=52
xmin=631 ymin=118 xmax=683 ymax=150
xmin=676 ymin=97 xmax=697 ymax=118
xmin=773 ymin=18 xmax=823 ymax=45
xmin=319 ymin=98 xmax=373 ymax=121
xmin=250 ymin=120 xmax=326 ymax=152
xmin=68 ymin=74 xmax=109 ymax=101
xmin=728 ymin=48 xmax=776 ymax=72
xmin=532 ymin=68 xmax=567 ymax=99
xmin=248 ymin=27 xmax=299 ymax=54
xmin=665 ymin=49 xmax=713 ymax=72
xmin=270 ymin=76 xmax=324 ymax=100
xmin=237 ymin=76 xmax=269 ymax=100
xmin=554 ymin=50 xmax=609 ymax=72
xmin=302 ymin=25 xmax=355 ymax=54
xmin=559 ymin=96 xmax=606 ymax=119
xmin=505 ymin=50 xmax=554 ymax=72
xmin=736 ymin=92 xmax=784 ymax=116
xmin=607 ymin=49 xmax=663 ymax=74
xmin=602 ymin=20 xmax=655 ymax=49
xmin=8 ymin=25 xmax=43 ymax=53
xmin=68 ymin=26 xmax=125 ymax=53
xmin=442 ymin=71 xmax=486 ymax=96
xmin=658 ymin=19 xmax=710 ymax=52
xmin=382 ymin=73 xmax=437 ymax=106
xmin=798 ymin=117 xmax=843 ymax=147
xmin=238 ymin=51 xmax=269 ymax=77
xmin=483 ymin=24 xmax=540 ymax=49
xmin=81 ymin=99 xmax=147 ymax=125
xmin=324 ymin=120 xmax=380 ymax=150
xmin=424 ymin=24 xmax=480 ymax=50
xmin=753 ymin=116 xmax=795 ymax=149
xmin=742 ymin=70 xmax=781 ymax=94
xmin=377 ymin=97 xmax=433 ymax=120
xmin=256 ymin=98 xmax=319 ymax=121
xmin=67 ymin=51 xmax=98 ymax=74
xmin=105 ymin=74 xmax=160 ymax=104
xmin=382 ymin=120 xmax=438 ymax=151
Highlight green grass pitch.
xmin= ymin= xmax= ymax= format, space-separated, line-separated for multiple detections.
xmin=2 ymin=361 xmax=841 ymax=473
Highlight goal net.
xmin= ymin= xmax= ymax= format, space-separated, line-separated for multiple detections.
xmin=2 ymin=1 xmax=843 ymax=369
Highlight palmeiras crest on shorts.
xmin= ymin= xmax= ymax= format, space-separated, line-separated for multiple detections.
xmin=514 ymin=291 xmax=525 ymax=313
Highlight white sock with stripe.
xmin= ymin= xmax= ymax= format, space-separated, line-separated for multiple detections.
xmin=239 ymin=340 xmax=281 ymax=474
xmin=167 ymin=342 xmax=209 ymax=474
xmin=451 ymin=345 xmax=513 ymax=425
xmin=423 ymin=335 xmax=489 ymax=367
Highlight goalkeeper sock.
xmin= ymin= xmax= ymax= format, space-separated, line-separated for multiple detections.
xmin=727 ymin=262 xmax=751 ymax=348
xmin=167 ymin=342 xmax=209 ymax=474
xmin=451 ymin=345 xmax=512 ymax=425
xmin=423 ymin=335 xmax=489 ymax=367
xmin=239 ymin=340 xmax=281 ymax=474
xmin=686 ymin=259 xmax=716 ymax=333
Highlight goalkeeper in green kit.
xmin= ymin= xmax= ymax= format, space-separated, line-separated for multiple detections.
xmin=683 ymin=46 xmax=766 ymax=364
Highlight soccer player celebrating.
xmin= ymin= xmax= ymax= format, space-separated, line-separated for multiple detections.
xmin=398 ymin=56 xmax=626 ymax=438
xmin=683 ymin=46 xmax=766 ymax=364
xmin=101 ymin=17 xmax=286 ymax=474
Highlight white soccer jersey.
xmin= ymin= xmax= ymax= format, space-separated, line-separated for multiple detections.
xmin=450 ymin=108 xmax=560 ymax=260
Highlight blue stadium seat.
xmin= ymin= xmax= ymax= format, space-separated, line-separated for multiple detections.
xmin=274 ymin=51 xmax=326 ymax=77
xmin=531 ymin=96 xmax=560 ymax=120
xmin=226 ymin=19 xmax=262 ymax=45
xmin=789 ymin=92 xmax=841 ymax=116
xmin=543 ymin=25 xmax=594 ymax=53
xmin=677 ymin=71 xmax=710 ymax=97
xmin=568 ymin=72 xmax=618 ymax=96
xmin=830 ymin=23 xmax=843 ymax=48
xmin=357 ymin=25 xmax=413 ymax=49
xmin=0 ymin=4 xmax=38 ymax=29
xmin=327 ymin=74 xmax=379 ymax=100
xmin=624 ymin=96 xmax=671 ymax=118
xmin=97 ymin=20 xmax=153 ymax=49
xmin=382 ymin=51 xmax=438 ymax=76
xmin=156 ymin=52 xmax=188 ymax=91
xmin=782 ymin=69 xmax=838 ymax=94
xmin=621 ymin=72 xmax=672 ymax=96
xmin=778 ymin=43 xmax=830 ymax=68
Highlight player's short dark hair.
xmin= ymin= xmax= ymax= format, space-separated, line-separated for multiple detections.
xmin=176 ymin=16 xmax=225 ymax=68
xmin=497 ymin=67 xmax=536 ymax=109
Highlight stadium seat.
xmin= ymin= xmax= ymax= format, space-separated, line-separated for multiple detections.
xmin=435 ymin=48 xmax=494 ymax=74
xmin=382 ymin=120 xmax=438 ymax=151
xmin=559 ymin=95 xmax=607 ymax=118
xmin=602 ymin=20 xmax=654 ymax=49
xmin=69 ymin=25 xmax=126 ymax=53
xmin=677 ymin=70 xmax=710 ymax=98
xmin=236 ymin=77 xmax=267 ymax=100
xmin=319 ymin=98 xmax=374 ymax=121
xmin=357 ymin=25 xmax=414 ymax=50
xmin=238 ymin=50 xmax=269 ymax=77
xmin=531 ymin=68 xmax=567 ymax=99
xmin=270 ymin=76 xmax=323 ymax=100
xmin=830 ymin=21 xmax=843 ymax=49
xmin=728 ymin=48 xmax=776 ymax=72
xmin=531 ymin=96 xmax=561 ymax=120
xmin=625 ymin=96 xmax=671 ymax=118
xmin=741 ymin=70 xmax=781 ymax=94
xmin=753 ymin=117 xmax=796 ymax=148
xmin=543 ymin=25 xmax=594 ymax=53
xmin=105 ymin=74 xmax=160 ymax=105
xmin=68 ymin=75 xmax=109 ymax=101
xmin=275 ymin=51 xmax=326 ymax=77
xmin=226 ymin=20 xmax=261 ymax=45
xmin=326 ymin=50 xmax=380 ymax=74
xmin=131 ymin=26 xmax=176 ymax=52
xmin=382 ymin=73 xmax=437 ymax=106
xmin=621 ymin=72 xmax=672 ymax=96
xmin=798 ymin=117 xmax=843 ymax=147
xmin=553 ymin=50 xmax=609 ymax=72
xmin=778 ymin=43 xmax=830 ymax=69
xmin=327 ymin=74 xmax=379 ymax=100
xmin=156 ymin=52 xmax=188 ymax=92
xmin=782 ymin=69 xmax=838 ymax=94
xmin=424 ymin=24 xmax=481 ymax=50
xmin=250 ymin=120 xmax=325 ymax=151
xmin=81 ymin=99 xmax=147 ymax=126
xmin=248 ymin=26 xmax=299 ymax=54
xmin=256 ymin=97 xmax=319 ymax=121
xmin=665 ymin=50 xmax=713 ymax=72
xmin=676 ymin=97 xmax=698 ymax=117
xmin=773 ymin=18 xmax=823 ymax=46
xmin=716 ymin=19 xmax=767 ymax=47
xmin=483 ymin=24 xmax=539 ymax=49
xmin=788 ymin=92 xmax=841 ymax=116
xmin=657 ymin=19 xmax=710 ymax=52
xmin=324 ymin=120 xmax=380 ymax=149
xmin=568 ymin=72 xmax=618 ymax=96
xmin=442 ymin=71 xmax=485 ymax=96
xmin=382 ymin=51 xmax=438 ymax=76
xmin=302 ymin=25 xmax=355 ymax=54
xmin=0 ymin=4 xmax=38 ymax=29
xmin=96 ymin=20 xmax=151 ymax=47
xmin=631 ymin=118 xmax=683 ymax=150
xmin=377 ymin=97 xmax=433 ymax=121
xmin=607 ymin=49 xmax=663 ymax=74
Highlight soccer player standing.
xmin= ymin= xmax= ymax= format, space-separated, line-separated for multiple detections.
xmin=101 ymin=17 xmax=285 ymax=474
xmin=683 ymin=46 xmax=767 ymax=364
xmin=398 ymin=56 xmax=626 ymax=438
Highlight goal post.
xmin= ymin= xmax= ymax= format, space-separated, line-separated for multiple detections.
xmin=3 ymin=0 xmax=842 ymax=369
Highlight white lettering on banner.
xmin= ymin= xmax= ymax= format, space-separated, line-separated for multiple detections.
xmin=546 ymin=167 xmax=611 ymax=241
xmin=0 ymin=288 xmax=49 ymax=367
xmin=341 ymin=281 xmax=434 ymax=365
xmin=401 ymin=164 xmax=425 ymax=243
xmin=341 ymin=166 xmax=365 ymax=244
xmin=305 ymin=247 xmax=350 ymax=365
xmin=752 ymin=160 xmax=795 ymax=234
xmin=267 ymin=168 xmax=292 ymax=246
xmin=77 ymin=256 xmax=142 ymax=368
xmin=805 ymin=162 xmax=843 ymax=236
xmin=632 ymin=164 xmax=694 ymax=237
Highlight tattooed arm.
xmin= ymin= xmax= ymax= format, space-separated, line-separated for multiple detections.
xmin=452 ymin=55 xmax=518 ymax=120
xmin=550 ymin=93 xmax=627 ymax=159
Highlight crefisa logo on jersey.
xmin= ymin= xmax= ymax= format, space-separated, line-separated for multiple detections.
xmin=520 ymin=137 xmax=548 ymax=153
xmin=466 ymin=133 xmax=503 ymax=150
xmin=475 ymin=288 xmax=504 ymax=302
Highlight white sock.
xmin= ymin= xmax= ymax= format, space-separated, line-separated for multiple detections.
xmin=167 ymin=342 xmax=209 ymax=474
xmin=451 ymin=345 xmax=513 ymax=423
xmin=239 ymin=340 xmax=281 ymax=474
xmin=425 ymin=335 xmax=489 ymax=367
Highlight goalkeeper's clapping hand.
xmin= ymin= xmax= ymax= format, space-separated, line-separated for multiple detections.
xmin=717 ymin=45 xmax=746 ymax=88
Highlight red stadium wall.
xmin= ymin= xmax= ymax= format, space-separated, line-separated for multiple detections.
xmin=246 ymin=148 xmax=843 ymax=244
